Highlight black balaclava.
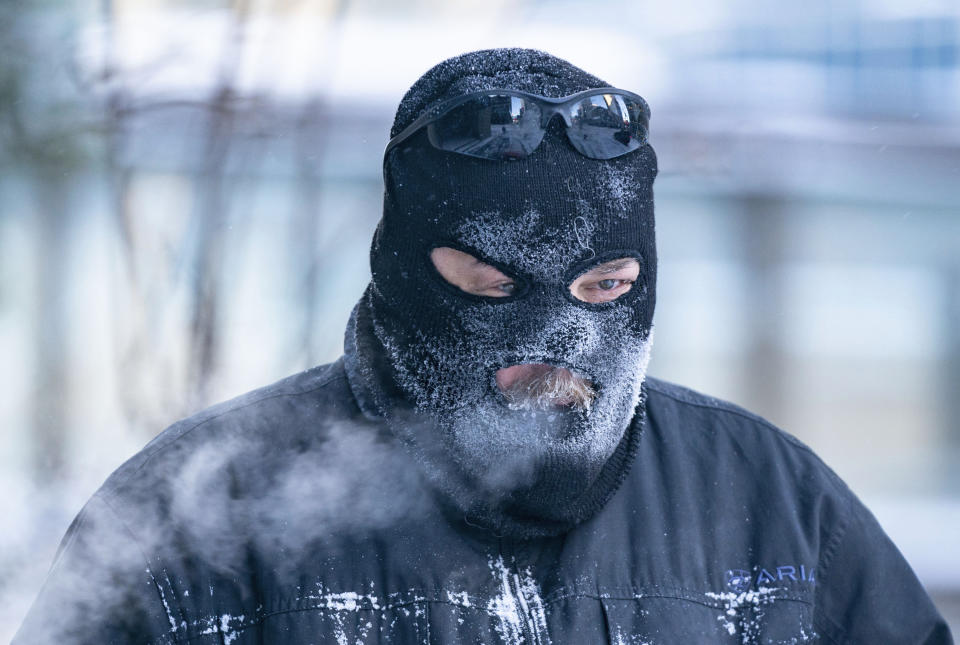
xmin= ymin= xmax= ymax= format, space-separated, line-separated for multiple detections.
xmin=344 ymin=48 xmax=657 ymax=540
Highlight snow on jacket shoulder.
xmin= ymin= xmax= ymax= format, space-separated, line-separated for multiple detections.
xmin=14 ymin=360 xmax=953 ymax=644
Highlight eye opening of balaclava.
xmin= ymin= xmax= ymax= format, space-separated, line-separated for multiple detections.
xmin=427 ymin=243 xmax=649 ymax=311
xmin=344 ymin=47 xmax=658 ymax=540
xmin=559 ymin=249 xmax=649 ymax=309
xmin=425 ymin=242 xmax=533 ymax=304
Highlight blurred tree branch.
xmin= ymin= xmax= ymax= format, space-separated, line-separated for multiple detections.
xmin=1 ymin=0 xmax=90 ymax=484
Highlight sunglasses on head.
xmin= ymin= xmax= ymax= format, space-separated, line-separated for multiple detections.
xmin=384 ymin=87 xmax=651 ymax=162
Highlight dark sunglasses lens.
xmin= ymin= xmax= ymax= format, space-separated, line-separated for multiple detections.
xmin=426 ymin=95 xmax=544 ymax=160
xmin=566 ymin=94 xmax=648 ymax=159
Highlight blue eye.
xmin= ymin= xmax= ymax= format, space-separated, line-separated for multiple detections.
xmin=497 ymin=282 xmax=517 ymax=295
xmin=598 ymin=279 xmax=618 ymax=290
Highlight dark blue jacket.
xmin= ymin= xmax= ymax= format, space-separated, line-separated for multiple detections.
xmin=15 ymin=358 xmax=952 ymax=644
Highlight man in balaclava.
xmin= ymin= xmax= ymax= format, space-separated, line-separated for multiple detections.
xmin=15 ymin=48 xmax=952 ymax=645
xmin=344 ymin=47 xmax=658 ymax=539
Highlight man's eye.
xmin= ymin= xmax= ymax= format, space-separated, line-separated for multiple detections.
xmin=568 ymin=257 xmax=640 ymax=303
xmin=497 ymin=282 xmax=516 ymax=295
xmin=597 ymin=279 xmax=621 ymax=290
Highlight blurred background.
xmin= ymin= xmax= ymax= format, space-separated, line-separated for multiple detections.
xmin=1 ymin=0 xmax=958 ymax=638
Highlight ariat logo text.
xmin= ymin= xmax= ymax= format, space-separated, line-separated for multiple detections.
xmin=725 ymin=565 xmax=815 ymax=592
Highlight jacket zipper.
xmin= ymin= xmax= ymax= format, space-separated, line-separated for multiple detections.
xmin=511 ymin=570 xmax=539 ymax=645
xmin=500 ymin=540 xmax=539 ymax=645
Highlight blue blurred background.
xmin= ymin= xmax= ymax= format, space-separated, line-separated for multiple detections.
xmin=1 ymin=0 xmax=958 ymax=638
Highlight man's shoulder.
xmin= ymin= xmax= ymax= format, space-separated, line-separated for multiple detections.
xmin=646 ymin=377 xmax=817 ymax=449
xmin=638 ymin=377 xmax=859 ymax=557
xmin=99 ymin=358 xmax=357 ymax=498
xmin=645 ymin=376 xmax=776 ymax=424
xmin=642 ymin=377 xmax=846 ymax=492
xmin=634 ymin=380 xmax=951 ymax=644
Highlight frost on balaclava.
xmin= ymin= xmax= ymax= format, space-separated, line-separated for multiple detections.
xmin=344 ymin=48 xmax=658 ymax=540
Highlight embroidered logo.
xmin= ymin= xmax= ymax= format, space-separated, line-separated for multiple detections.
xmin=725 ymin=565 xmax=815 ymax=591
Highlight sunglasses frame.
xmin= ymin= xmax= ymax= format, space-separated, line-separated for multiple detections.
xmin=384 ymin=87 xmax=651 ymax=161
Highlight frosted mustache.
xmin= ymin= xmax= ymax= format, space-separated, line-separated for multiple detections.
xmin=500 ymin=366 xmax=596 ymax=411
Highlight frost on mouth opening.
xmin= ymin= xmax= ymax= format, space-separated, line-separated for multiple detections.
xmin=496 ymin=363 xmax=596 ymax=412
